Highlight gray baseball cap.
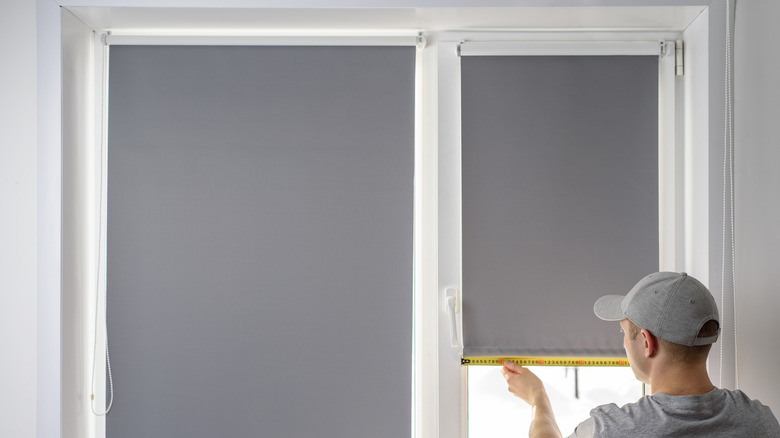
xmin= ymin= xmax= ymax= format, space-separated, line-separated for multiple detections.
xmin=593 ymin=272 xmax=720 ymax=346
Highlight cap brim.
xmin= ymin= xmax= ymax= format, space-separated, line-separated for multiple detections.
xmin=593 ymin=295 xmax=626 ymax=321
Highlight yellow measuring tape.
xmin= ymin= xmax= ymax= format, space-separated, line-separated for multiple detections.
xmin=461 ymin=357 xmax=630 ymax=367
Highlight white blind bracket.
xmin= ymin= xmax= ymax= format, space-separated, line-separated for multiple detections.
xmin=675 ymin=40 xmax=685 ymax=76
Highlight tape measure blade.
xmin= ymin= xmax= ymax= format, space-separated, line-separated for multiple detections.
xmin=461 ymin=356 xmax=630 ymax=367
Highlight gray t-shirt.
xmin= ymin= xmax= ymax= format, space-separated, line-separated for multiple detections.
xmin=569 ymin=388 xmax=780 ymax=437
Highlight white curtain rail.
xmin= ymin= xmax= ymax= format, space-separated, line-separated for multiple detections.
xmin=458 ymin=40 xmax=663 ymax=57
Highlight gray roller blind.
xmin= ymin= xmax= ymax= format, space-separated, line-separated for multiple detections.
xmin=461 ymin=56 xmax=658 ymax=358
xmin=106 ymin=46 xmax=413 ymax=437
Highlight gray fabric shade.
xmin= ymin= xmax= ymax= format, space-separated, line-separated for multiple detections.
xmin=461 ymin=55 xmax=659 ymax=358
xmin=106 ymin=45 xmax=413 ymax=437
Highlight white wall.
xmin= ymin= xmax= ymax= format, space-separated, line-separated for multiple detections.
xmin=37 ymin=1 xmax=63 ymax=436
xmin=0 ymin=0 xmax=38 ymax=436
xmin=5 ymin=0 xmax=776 ymax=436
xmin=62 ymin=9 xmax=98 ymax=438
xmin=734 ymin=0 xmax=780 ymax=413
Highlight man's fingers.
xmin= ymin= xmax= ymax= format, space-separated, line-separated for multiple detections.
xmin=503 ymin=360 xmax=522 ymax=372
xmin=500 ymin=367 xmax=511 ymax=380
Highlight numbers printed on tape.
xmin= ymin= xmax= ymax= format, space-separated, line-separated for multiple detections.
xmin=461 ymin=356 xmax=630 ymax=367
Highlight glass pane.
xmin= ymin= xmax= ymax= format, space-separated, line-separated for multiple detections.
xmin=468 ymin=365 xmax=643 ymax=436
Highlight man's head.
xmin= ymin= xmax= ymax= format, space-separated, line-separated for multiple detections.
xmin=594 ymin=272 xmax=720 ymax=378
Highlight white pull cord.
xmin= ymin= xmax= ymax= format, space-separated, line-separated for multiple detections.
xmin=719 ymin=0 xmax=739 ymax=390
xmin=91 ymin=34 xmax=115 ymax=416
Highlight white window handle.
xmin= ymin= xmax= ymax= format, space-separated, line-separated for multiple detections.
xmin=445 ymin=288 xmax=460 ymax=348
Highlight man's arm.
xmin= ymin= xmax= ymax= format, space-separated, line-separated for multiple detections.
xmin=501 ymin=360 xmax=563 ymax=438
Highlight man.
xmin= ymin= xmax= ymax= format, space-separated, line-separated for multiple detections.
xmin=501 ymin=271 xmax=780 ymax=437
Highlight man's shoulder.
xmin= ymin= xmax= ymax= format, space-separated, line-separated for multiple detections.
xmin=587 ymin=396 xmax=657 ymax=423
xmin=578 ymin=389 xmax=780 ymax=437
xmin=720 ymin=389 xmax=780 ymax=425
xmin=589 ymin=388 xmax=776 ymax=418
xmin=568 ymin=400 xmax=652 ymax=437
xmin=723 ymin=388 xmax=771 ymax=407
xmin=572 ymin=398 xmax=655 ymax=436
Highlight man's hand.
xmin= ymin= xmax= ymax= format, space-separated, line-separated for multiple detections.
xmin=500 ymin=360 xmax=562 ymax=438
xmin=500 ymin=360 xmax=547 ymax=406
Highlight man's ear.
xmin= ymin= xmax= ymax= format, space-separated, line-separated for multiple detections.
xmin=640 ymin=329 xmax=658 ymax=358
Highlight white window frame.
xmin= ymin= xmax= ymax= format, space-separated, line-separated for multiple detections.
xmin=424 ymin=29 xmax=710 ymax=438
xmin=57 ymin=8 xmax=712 ymax=438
